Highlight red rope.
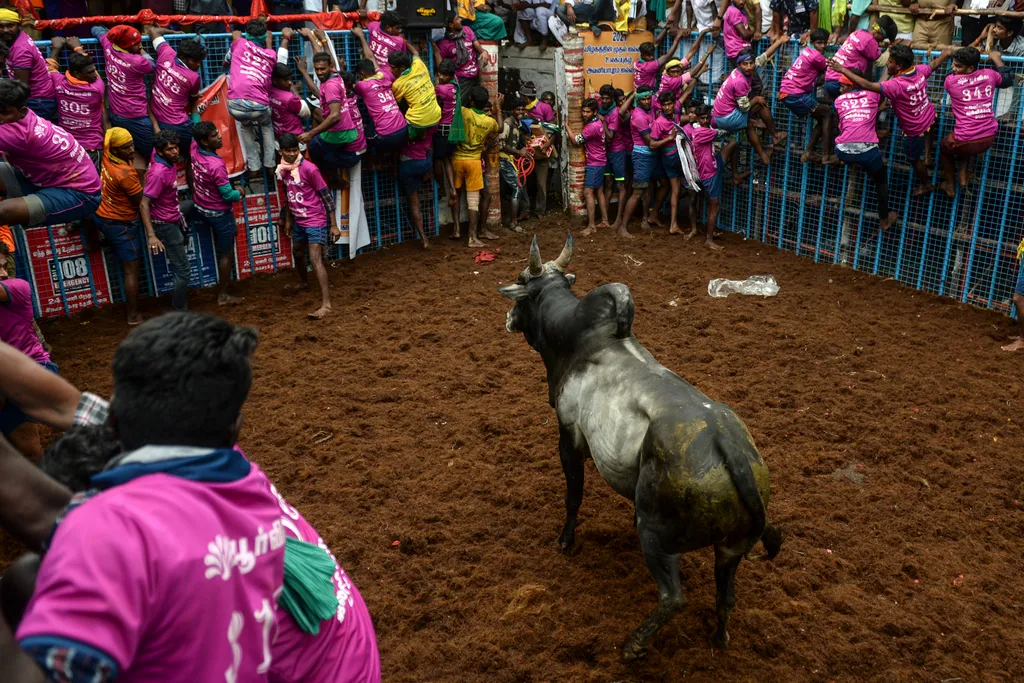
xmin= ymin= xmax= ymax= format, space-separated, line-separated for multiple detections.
xmin=32 ymin=9 xmax=378 ymax=30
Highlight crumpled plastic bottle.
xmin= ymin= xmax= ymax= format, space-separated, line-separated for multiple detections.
xmin=707 ymin=275 xmax=780 ymax=298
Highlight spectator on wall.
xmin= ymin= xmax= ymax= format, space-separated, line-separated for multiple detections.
xmin=973 ymin=17 xmax=1024 ymax=55
xmin=910 ymin=0 xmax=958 ymax=49
xmin=769 ymin=0 xmax=818 ymax=43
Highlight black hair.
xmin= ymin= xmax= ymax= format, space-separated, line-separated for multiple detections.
xmin=581 ymin=97 xmax=598 ymax=110
xmin=889 ymin=44 xmax=915 ymax=70
xmin=876 ymin=16 xmax=898 ymax=42
xmin=599 ymin=84 xmax=615 ymax=98
xmin=341 ymin=71 xmax=357 ymax=92
xmin=541 ymin=91 xmax=554 ymax=100
xmin=0 ymin=240 xmax=9 ymax=258
xmin=356 ymin=58 xmax=376 ymax=76
xmin=313 ymin=51 xmax=333 ymax=64
xmin=693 ymin=102 xmax=711 ymax=117
xmin=639 ymin=41 xmax=655 ymax=56
xmin=809 ymin=28 xmax=829 ymax=43
xmin=272 ymin=62 xmax=292 ymax=81
xmin=995 ymin=17 xmax=1022 ymax=35
xmin=506 ymin=95 xmax=525 ymax=110
xmin=153 ymin=129 xmax=180 ymax=151
xmin=613 ymin=88 xmax=624 ymax=99
xmin=0 ymin=79 xmax=28 ymax=109
xmin=111 ymin=312 xmax=259 ymax=451
xmin=388 ymin=50 xmax=411 ymax=70
xmin=245 ymin=18 xmax=268 ymax=37
xmin=177 ymin=38 xmax=207 ymax=62
xmin=278 ymin=132 xmax=299 ymax=149
xmin=380 ymin=9 xmax=404 ymax=29
xmin=658 ymin=90 xmax=675 ymax=105
xmin=193 ymin=120 xmax=217 ymax=144
xmin=67 ymin=52 xmax=94 ymax=75
xmin=445 ymin=11 xmax=459 ymax=26
xmin=953 ymin=46 xmax=981 ymax=68
xmin=438 ymin=58 xmax=456 ymax=76
xmin=468 ymin=85 xmax=489 ymax=108
xmin=40 ymin=424 xmax=120 ymax=492
xmin=0 ymin=42 xmax=9 ymax=58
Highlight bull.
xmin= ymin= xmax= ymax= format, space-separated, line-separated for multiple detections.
xmin=498 ymin=234 xmax=783 ymax=661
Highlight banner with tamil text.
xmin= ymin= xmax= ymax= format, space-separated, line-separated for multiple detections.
xmin=582 ymin=30 xmax=654 ymax=96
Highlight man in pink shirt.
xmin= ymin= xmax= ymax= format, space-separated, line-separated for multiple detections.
xmin=566 ymin=97 xmax=611 ymax=236
xmin=270 ymin=63 xmax=315 ymax=139
xmin=0 ymin=11 xmax=56 ymax=122
xmin=936 ymin=46 xmax=1013 ymax=196
xmin=434 ymin=13 xmax=487 ymax=88
xmin=780 ymin=29 xmax=837 ymax=164
xmin=823 ymin=19 xmax=896 ymax=99
xmin=723 ymin=0 xmax=753 ymax=62
xmin=300 ymin=54 xmax=365 ymax=176
xmin=832 ymin=71 xmax=895 ymax=231
xmin=632 ymin=29 xmax=688 ymax=91
xmin=433 ymin=60 xmax=458 ymax=207
xmin=141 ymin=130 xmax=190 ymax=311
xmin=351 ymin=25 xmax=409 ymax=154
xmin=93 ymin=24 xmax=155 ymax=163
xmin=712 ymin=52 xmax=785 ymax=166
xmin=145 ymin=25 xmax=206 ymax=171
xmin=0 ymin=80 xmax=101 ymax=228
xmin=46 ymin=37 xmax=107 ymax=167
xmin=684 ymin=104 xmax=734 ymax=250
xmin=368 ymin=11 xmax=409 ymax=67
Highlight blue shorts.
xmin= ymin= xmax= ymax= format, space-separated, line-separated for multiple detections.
xmin=903 ymin=133 xmax=928 ymax=162
xmin=836 ymin=146 xmax=886 ymax=175
xmin=606 ymin=150 xmax=627 ymax=181
xmin=662 ymin=153 xmax=683 ymax=179
xmin=27 ymin=97 xmax=57 ymax=122
xmin=372 ymin=127 xmax=410 ymax=153
xmin=294 ymin=224 xmax=327 ymax=245
xmin=309 ymin=136 xmax=362 ymax=170
xmin=157 ymin=120 xmax=195 ymax=155
xmin=713 ymin=109 xmax=749 ymax=132
xmin=110 ymin=113 xmax=154 ymax=160
xmin=632 ymin=148 xmax=661 ymax=187
xmin=699 ymin=153 xmax=725 ymax=200
xmin=96 ymin=216 xmax=144 ymax=262
xmin=823 ymin=80 xmax=842 ymax=99
xmin=0 ymin=361 xmax=58 ymax=436
xmin=398 ymin=157 xmax=433 ymax=196
xmin=585 ymin=165 xmax=605 ymax=189
xmin=782 ymin=92 xmax=818 ymax=117
xmin=193 ymin=207 xmax=237 ymax=255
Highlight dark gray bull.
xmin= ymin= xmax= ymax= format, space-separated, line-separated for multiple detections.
xmin=498 ymin=235 xmax=783 ymax=661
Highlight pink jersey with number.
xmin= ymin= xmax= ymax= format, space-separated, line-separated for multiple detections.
xmin=610 ymin=110 xmax=632 ymax=152
xmin=0 ymin=278 xmax=48 ymax=364
xmin=435 ymin=83 xmax=456 ymax=124
xmin=712 ymin=68 xmax=750 ymax=118
xmin=835 ymin=89 xmax=881 ymax=145
xmin=581 ymin=117 xmax=607 ymax=166
xmin=438 ymin=27 xmax=478 ymax=80
xmin=684 ymin=123 xmax=719 ymax=180
xmin=630 ymin=105 xmax=656 ymax=147
xmin=152 ymin=41 xmax=201 ymax=126
xmin=879 ymin=65 xmax=935 ymax=137
xmin=825 ymin=30 xmax=881 ymax=83
xmin=99 ymin=32 xmax=154 ymax=118
xmin=269 ymin=86 xmax=306 ymax=135
xmin=321 ymin=76 xmax=355 ymax=133
xmin=634 ymin=59 xmax=660 ymax=89
xmin=7 ymin=30 xmax=55 ymax=100
xmin=354 ymin=73 xmax=407 ymax=137
xmin=944 ymin=68 xmax=1003 ymax=141
xmin=780 ymin=46 xmax=827 ymax=96
xmin=367 ymin=21 xmax=407 ymax=68
xmin=17 ymin=463 xmax=287 ymax=682
xmin=51 ymin=72 xmax=105 ymax=150
xmin=142 ymin=153 xmax=180 ymax=223
xmin=282 ymin=159 xmax=329 ymax=227
xmin=650 ymin=112 xmax=680 ymax=158
xmin=723 ymin=5 xmax=750 ymax=58
xmin=0 ymin=109 xmax=100 ymax=193
xmin=344 ymin=94 xmax=368 ymax=153
xmin=191 ymin=140 xmax=233 ymax=212
xmin=227 ymin=37 xmax=277 ymax=105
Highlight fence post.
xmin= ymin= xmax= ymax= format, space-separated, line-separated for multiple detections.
xmin=563 ymin=31 xmax=587 ymax=218
xmin=479 ymin=40 xmax=502 ymax=228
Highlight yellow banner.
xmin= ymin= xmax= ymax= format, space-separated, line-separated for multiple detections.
xmin=582 ymin=30 xmax=654 ymax=96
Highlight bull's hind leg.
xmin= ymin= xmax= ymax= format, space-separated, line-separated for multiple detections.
xmin=621 ymin=522 xmax=684 ymax=663
xmin=556 ymin=426 xmax=584 ymax=553
xmin=711 ymin=540 xmax=746 ymax=649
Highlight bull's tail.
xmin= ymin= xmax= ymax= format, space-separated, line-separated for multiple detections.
xmin=760 ymin=522 xmax=784 ymax=560
xmin=716 ymin=428 xmax=768 ymax=557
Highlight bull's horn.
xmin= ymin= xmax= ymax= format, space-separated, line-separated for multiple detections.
xmin=552 ymin=233 xmax=574 ymax=271
xmin=528 ymin=236 xmax=543 ymax=276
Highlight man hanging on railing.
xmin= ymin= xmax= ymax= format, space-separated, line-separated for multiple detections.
xmin=0 ymin=8 xmax=57 ymax=122
xmin=45 ymin=36 xmax=107 ymax=169
xmin=93 ymin=24 xmax=155 ymax=167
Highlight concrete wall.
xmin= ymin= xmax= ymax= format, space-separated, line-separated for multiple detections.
xmin=498 ymin=45 xmax=559 ymax=95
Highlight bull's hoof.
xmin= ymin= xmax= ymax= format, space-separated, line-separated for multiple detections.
xmin=620 ymin=637 xmax=648 ymax=663
xmin=710 ymin=629 xmax=730 ymax=649
xmin=557 ymin=534 xmax=575 ymax=555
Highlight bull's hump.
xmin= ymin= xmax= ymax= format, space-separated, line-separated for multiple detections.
xmin=581 ymin=283 xmax=634 ymax=339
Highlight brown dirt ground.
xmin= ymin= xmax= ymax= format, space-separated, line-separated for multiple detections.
xmin=5 ymin=219 xmax=1024 ymax=682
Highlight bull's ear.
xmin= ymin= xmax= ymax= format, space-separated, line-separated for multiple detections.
xmin=498 ymin=284 xmax=530 ymax=301
xmin=564 ymin=273 xmax=576 ymax=287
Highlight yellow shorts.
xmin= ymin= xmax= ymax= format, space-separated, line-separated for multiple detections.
xmin=452 ymin=158 xmax=485 ymax=192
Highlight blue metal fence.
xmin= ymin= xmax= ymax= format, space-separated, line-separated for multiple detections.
xmin=661 ymin=33 xmax=1024 ymax=314
xmin=24 ymin=30 xmax=439 ymax=312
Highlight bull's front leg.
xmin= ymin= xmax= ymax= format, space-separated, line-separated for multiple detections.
xmin=557 ymin=425 xmax=584 ymax=553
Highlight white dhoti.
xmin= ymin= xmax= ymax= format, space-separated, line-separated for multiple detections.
xmin=514 ymin=4 xmax=556 ymax=43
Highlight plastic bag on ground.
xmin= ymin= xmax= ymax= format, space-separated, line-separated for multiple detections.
xmin=708 ymin=275 xmax=779 ymax=298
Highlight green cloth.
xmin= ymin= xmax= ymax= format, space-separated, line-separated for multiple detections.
xmin=319 ymin=129 xmax=358 ymax=145
xmin=280 ymin=536 xmax=340 ymax=636
xmin=818 ymin=0 xmax=832 ymax=32
xmin=449 ymin=80 xmax=467 ymax=144
xmin=217 ymin=183 xmax=241 ymax=203
xmin=465 ymin=12 xmax=507 ymax=41
xmin=832 ymin=0 xmax=847 ymax=29
xmin=650 ymin=0 xmax=667 ymax=22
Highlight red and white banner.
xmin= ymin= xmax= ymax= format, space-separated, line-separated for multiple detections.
xmin=234 ymin=191 xmax=293 ymax=277
xmin=23 ymin=225 xmax=111 ymax=318
xmin=177 ymin=75 xmax=247 ymax=187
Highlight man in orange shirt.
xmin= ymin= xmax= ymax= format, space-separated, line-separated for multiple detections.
xmin=94 ymin=128 xmax=144 ymax=326
xmin=0 ymin=225 xmax=13 ymax=276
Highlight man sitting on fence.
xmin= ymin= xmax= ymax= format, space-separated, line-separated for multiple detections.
xmin=299 ymin=53 xmax=365 ymax=177
xmin=46 ymin=37 xmax=106 ymax=169
xmin=93 ymin=24 xmax=155 ymax=166
xmin=0 ymin=7 xmax=57 ymax=122
xmin=0 ymin=80 xmax=101 ymax=228
xmin=146 ymin=25 xmax=206 ymax=179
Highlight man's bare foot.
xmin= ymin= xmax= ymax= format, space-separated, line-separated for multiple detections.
xmin=822 ymin=154 xmax=839 ymax=165
xmin=912 ymin=183 xmax=934 ymax=197
xmin=422 ymin=238 xmax=431 ymax=249
xmin=759 ymin=150 xmax=772 ymax=165
xmin=480 ymin=229 xmax=501 ymax=240
xmin=468 ymin=236 xmax=485 ymax=248
xmin=539 ymin=38 xmax=548 ymax=51
xmin=880 ymin=211 xmax=897 ymax=231
xmin=597 ymin=221 xmax=612 ymax=229
xmin=640 ymin=219 xmax=650 ymax=231
xmin=450 ymin=230 xmax=461 ymax=240
xmin=669 ymin=225 xmax=683 ymax=235
xmin=706 ymin=238 xmax=724 ymax=251
xmin=684 ymin=227 xmax=698 ymax=240
xmin=581 ymin=226 xmax=597 ymax=236
xmin=939 ymin=180 xmax=955 ymax=197
xmin=127 ymin=315 xmax=143 ymax=326
xmin=772 ymin=132 xmax=788 ymax=148
xmin=648 ymin=216 xmax=664 ymax=228
xmin=800 ymin=150 xmax=820 ymax=163
xmin=284 ymin=282 xmax=309 ymax=292
xmin=1002 ymin=339 xmax=1024 ymax=352
xmin=308 ymin=305 xmax=331 ymax=320
xmin=732 ymin=170 xmax=751 ymax=185
xmin=617 ymin=227 xmax=633 ymax=239
xmin=218 ymin=294 xmax=244 ymax=306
